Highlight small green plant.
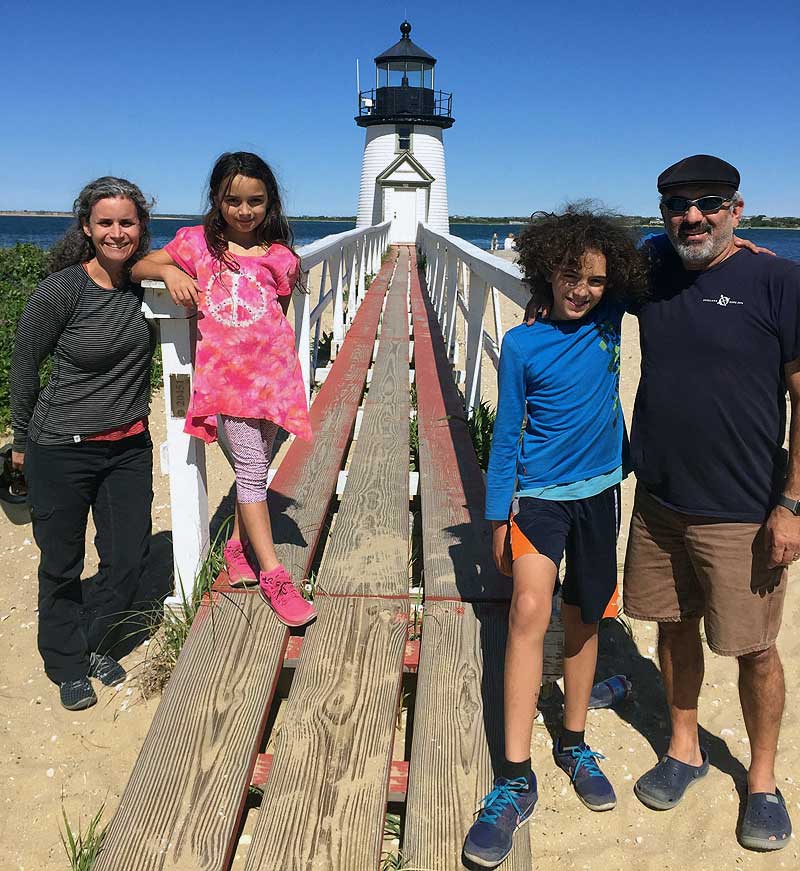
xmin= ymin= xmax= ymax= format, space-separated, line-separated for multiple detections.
xmin=302 ymin=569 xmax=318 ymax=601
xmin=409 ymin=416 xmax=419 ymax=473
xmin=60 ymin=804 xmax=106 ymax=870
xmin=381 ymin=813 xmax=404 ymax=871
xmin=466 ymin=399 xmax=496 ymax=471
xmin=409 ymin=383 xmax=419 ymax=472
xmin=0 ymin=243 xmax=49 ymax=430
xmin=448 ymin=397 xmax=497 ymax=472
xmin=138 ymin=519 xmax=230 ymax=698
xmin=313 ymin=330 xmax=333 ymax=369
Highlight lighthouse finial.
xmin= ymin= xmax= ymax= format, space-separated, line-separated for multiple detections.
xmin=400 ymin=20 xmax=411 ymax=38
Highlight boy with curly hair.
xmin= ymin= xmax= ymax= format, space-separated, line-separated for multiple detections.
xmin=463 ymin=207 xmax=648 ymax=868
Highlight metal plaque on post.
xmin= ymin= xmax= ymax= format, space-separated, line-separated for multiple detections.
xmin=169 ymin=373 xmax=191 ymax=418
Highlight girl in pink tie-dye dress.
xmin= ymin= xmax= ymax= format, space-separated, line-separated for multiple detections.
xmin=132 ymin=152 xmax=316 ymax=627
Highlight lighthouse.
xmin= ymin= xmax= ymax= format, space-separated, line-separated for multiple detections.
xmin=355 ymin=20 xmax=454 ymax=242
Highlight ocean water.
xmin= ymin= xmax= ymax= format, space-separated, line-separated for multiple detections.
xmin=450 ymin=223 xmax=800 ymax=262
xmin=0 ymin=216 xmax=356 ymax=251
xmin=1 ymin=216 xmax=799 ymax=261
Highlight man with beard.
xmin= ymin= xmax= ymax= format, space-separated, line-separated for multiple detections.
xmin=624 ymin=154 xmax=800 ymax=850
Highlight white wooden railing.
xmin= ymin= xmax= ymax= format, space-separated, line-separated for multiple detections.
xmin=416 ymin=223 xmax=528 ymax=414
xmin=141 ymin=220 xmax=391 ymax=606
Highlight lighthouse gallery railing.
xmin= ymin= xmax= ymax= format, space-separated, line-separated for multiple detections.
xmin=140 ymin=220 xmax=391 ymax=606
xmin=416 ymin=222 xmax=528 ymax=415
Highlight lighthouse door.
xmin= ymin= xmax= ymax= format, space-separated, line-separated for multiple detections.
xmin=390 ymin=188 xmax=417 ymax=243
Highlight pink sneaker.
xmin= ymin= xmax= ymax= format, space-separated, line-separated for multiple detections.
xmin=224 ymin=539 xmax=258 ymax=588
xmin=259 ymin=565 xmax=317 ymax=627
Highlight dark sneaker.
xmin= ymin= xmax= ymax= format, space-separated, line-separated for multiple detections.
xmin=554 ymin=739 xmax=617 ymax=811
xmin=463 ymin=775 xmax=537 ymax=868
xmin=59 ymin=678 xmax=97 ymax=711
xmin=88 ymin=652 xmax=126 ymax=687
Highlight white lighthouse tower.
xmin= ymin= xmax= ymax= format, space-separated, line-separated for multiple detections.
xmin=355 ymin=20 xmax=454 ymax=242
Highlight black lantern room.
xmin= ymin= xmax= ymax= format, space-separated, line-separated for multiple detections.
xmin=356 ymin=21 xmax=454 ymax=129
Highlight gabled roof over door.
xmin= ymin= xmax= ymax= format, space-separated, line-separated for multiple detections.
xmin=376 ymin=151 xmax=435 ymax=187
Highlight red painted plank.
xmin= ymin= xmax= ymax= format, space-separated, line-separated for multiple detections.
xmin=281 ymin=621 xmax=420 ymax=672
xmin=211 ymin=251 xmax=399 ymax=595
xmin=409 ymin=248 xmax=510 ymax=601
xmin=252 ymin=754 xmax=409 ymax=804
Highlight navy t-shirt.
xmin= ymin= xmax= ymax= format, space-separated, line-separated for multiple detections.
xmin=630 ymin=246 xmax=800 ymax=522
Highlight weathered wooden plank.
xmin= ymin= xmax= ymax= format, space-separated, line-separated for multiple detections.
xmin=243 ymin=596 xmax=408 ymax=871
xmin=266 ymin=250 xmax=397 ymax=584
xmin=404 ymin=600 xmax=533 ymax=871
xmin=410 ymin=249 xmax=510 ymax=601
xmin=96 ymin=593 xmax=288 ymax=871
xmin=315 ymin=249 xmax=410 ymax=597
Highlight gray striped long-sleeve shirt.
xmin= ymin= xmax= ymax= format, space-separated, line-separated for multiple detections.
xmin=10 ymin=264 xmax=154 ymax=452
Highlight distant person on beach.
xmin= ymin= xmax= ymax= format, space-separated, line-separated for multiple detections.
xmin=463 ymin=207 xmax=648 ymax=868
xmin=503 ymin=232 xmax=515 ymax=250
xmin=624 ymin=154 xmax=799 ymax=850
xmin=491 ymin=232 xmax=499 ymax=251
xmin=132 ymin=151 xmax=316 ymax=628
xmin=10 ymin=177 xmax=155 ymax=711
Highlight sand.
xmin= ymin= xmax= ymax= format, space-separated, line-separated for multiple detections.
xmin=0 ymin=254 xmax=797 ymax=869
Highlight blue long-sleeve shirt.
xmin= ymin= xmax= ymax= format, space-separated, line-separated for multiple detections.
xmin=485 ymin=299 xmax=625 ymax=520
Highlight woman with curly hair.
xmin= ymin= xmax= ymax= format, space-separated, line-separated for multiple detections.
xmin=10 ymin=177 xmax=155 ymax=710
xmin=464 ymin=206 xmax=648 ymax=868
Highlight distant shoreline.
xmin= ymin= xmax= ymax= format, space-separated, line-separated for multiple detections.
xmin=0 ymin=211 xmax=357 ymax=222
xmin=1 ymin=212 xmax=798 ymax=230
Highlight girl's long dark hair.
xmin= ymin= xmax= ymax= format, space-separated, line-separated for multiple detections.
xmin=48 ymin=176 xmax=152 ymax=276
xmin=203 ymin=152 xmax=295 ymax=270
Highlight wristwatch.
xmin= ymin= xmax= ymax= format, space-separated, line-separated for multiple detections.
xmin=777 ymin=494 xmax=800 ymax=515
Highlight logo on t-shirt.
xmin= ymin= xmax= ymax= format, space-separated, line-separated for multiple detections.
xmin=702 ymin=293 xmax=743 ymax=307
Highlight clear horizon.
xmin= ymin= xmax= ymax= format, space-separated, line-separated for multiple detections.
xmin=1 ymin=0 xmax=797 ymax=216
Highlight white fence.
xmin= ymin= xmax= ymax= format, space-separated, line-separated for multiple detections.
xmin=416 ymin=223 xmax=528 ymax=414
xmin=141 ymin=221 xmax=391 ymax=606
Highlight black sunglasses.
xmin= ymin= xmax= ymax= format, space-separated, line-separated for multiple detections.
xmin=660 ymin=195 xmax=733 ymax=215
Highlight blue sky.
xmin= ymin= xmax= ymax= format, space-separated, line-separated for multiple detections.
xmin=1 ymin=0 xmax=797 ymax=216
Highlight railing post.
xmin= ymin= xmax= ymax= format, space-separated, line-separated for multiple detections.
xmin=311 ymin=259 xmax=328 ymax=374
xmin=434 ymin=244 xmax=447 ymax=321
xmin=464 ymin=269 xmax=490 ymax=415
xmin=140 ymin=285 xmax=210 ymax=607
xmin=444 ymin=249 xmax=459 ymax=361
xmin=331 ymin=248 xmax=345 ymax=356
xmin=491 ymin=286 xmax=505 ymax=351
xmin=347 ymin=243 xmax=358 ymax=327
xmin=357 ymin=235 xmax=368 ymax=309
xmin=293 ymin=280 xmax=311 ymax=401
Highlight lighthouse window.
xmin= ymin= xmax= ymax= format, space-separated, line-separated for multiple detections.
xmin=388 ymin=64 xmax=405 ymax=87
xmin=423 ymin=66 xmax=432 ymax=89
xmin=396 ymin=126 xmax=413 ymax=152
xmin=405 ymin=63 xmax=423 ymax=87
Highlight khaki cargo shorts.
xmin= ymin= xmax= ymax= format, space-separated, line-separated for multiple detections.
xmin=623 ymin=485 xmax=786 ymax=657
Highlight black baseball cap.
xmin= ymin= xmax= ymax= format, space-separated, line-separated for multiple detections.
xmin=657 ymin=154 xmax=740 ymax=194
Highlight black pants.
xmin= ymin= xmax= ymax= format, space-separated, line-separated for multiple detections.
xmin=26 ymin=433 xmax=153 ymax=683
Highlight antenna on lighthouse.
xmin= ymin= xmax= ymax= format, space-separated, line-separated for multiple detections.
xmin=356 ymin=58 xmax=360 ymax=98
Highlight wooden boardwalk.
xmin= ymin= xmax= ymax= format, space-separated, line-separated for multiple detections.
xmin=99 ymin=246 xmax=529 ymax=870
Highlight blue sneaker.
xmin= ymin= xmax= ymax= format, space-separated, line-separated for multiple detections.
xmin=554 ymin=739 xmax=616 ymax=811
xmin=462 ymin=775 xmax=537 ymax=868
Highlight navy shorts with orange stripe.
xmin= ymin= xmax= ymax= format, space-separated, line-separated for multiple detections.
xmin=510 ymin=485 xmax=621 ymax=623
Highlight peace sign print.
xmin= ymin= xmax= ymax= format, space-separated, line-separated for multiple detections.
xmin=205 ymin=269 xmax=269 ymax=328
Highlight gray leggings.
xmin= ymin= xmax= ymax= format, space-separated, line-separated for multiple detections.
xmin=220 ymin=416 xmax=279 ymax=503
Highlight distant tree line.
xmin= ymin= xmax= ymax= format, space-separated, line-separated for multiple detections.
xmin=449 ymin=214 xmax=800 ymax=228
xmin=741 ymin=216 xmax=800 ymax=228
